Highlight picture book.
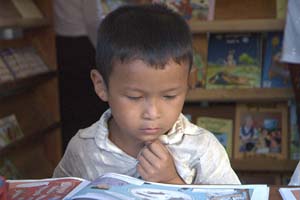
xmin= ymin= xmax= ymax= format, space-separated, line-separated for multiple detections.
xmin=289 ymin=101 xmax=300 ymax=160
xmin=6 ymin=172 xmax=270 ymax=200
xmin=196 ymin=116 xmax=233 ymax=157
xmin=206 ymin=33 xmax=262 ymax=89
xmin=11 ymin=0 xmax=43 ymax=19
xmin=234 ymin=103 xmax=288 ymax=160
xmin=0 ymin=47 xmax=48 ymax=79
xmin=262 ymin=32 xmax=291 ymax=88
xmin=0 ymin=176 xmax=8 ymax=200
xmin=0 ymin=114 xmax=23 ymax=149
xmin=153 ymin=0 xmax=215 ymax=21
xmin=189 ymin=51 xmax=206 ymax=88
xmin=279 ymin=187 xmax=300 ymax=200
xmin=276 ymin=0 xmax=287 ymax=19
xmin=0 ymin=57 xmax=14 ymax=84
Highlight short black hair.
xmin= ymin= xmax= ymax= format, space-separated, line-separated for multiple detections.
xmin=96 ymin=3 xmax=193 ymax=86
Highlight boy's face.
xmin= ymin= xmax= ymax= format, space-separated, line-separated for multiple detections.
xmin=92 ymin=59 xmax=189 ymax=146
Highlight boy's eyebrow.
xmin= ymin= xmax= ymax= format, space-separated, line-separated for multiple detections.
xmin=124 ymin=86 xmax=183 ymax=93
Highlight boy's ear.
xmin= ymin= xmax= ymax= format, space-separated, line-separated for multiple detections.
xmin=90 ymin=69 xmax=108 ymax=102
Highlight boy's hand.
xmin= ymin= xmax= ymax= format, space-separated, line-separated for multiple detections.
xmin=137 ymin=139 xmax=185 ymax=184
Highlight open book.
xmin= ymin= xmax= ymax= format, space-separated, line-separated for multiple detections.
xmin=7 ymin=173 xmax=269 ymax=200
xmin=279 ymin=187 xmax=300 ymax=200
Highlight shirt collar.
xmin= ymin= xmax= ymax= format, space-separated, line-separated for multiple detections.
xmin=79 ymin=109 xmax=195 ymax=148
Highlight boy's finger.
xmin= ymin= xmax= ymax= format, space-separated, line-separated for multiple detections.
xmin=147 ymin=140 xmax=169 ymax=159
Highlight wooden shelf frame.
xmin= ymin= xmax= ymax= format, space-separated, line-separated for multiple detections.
xmin=186 ymin=88 xmax=294 ymax=102
xmin=0 ymin=121 xmax=60 ymax=156
xmin=0 ymin=18 xmax=50 ymax=29
xmin=0 ymin=70 xmax=57 ymax=99
xmin=231 ymin=159 xmax=298 ymax=172
xmin=189 ymin=19 xmax=285 ymax=33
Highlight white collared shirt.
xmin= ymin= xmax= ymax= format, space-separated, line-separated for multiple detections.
xmin=53 ymin=109 xmax=240 ymax=184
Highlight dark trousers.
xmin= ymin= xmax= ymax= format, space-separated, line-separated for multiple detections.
xmin=56 ymin=35 xmax=108 ymax=151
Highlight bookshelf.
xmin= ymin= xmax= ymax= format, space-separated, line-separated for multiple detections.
xmin=184 ymin=0 xmax=297 ymax=185
xmin=0 ymin=0 xmax=61 ymax=179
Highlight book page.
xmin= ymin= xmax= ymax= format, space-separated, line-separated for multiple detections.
xmin=279 ymin=188 xmax=300 ymax=200
xmin=7 ymin=177 xmax=87 ymax=200
xmin=67 ymin=173 xmax=269 ymax=200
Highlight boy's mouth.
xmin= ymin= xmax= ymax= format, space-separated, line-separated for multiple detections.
xmin=140 ymin=127 xmax=161 ymax=134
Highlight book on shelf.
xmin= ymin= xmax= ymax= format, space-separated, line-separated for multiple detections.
xmin=6 ymin=172 xmax=269 ymax=200
xmin=11 ymin=0 xmax=43 ymax=19
xmin=276 ymin=0 xmax=287 ymax=19
xmin=0 ymin=57 xmax=14 ymax=84
xmin=289 ymin=101 xmax=300 ymax=160
xmin=206 ymin=33 xmax=262 ymax=89
xmin=0 ymin=114 xmax=23 ymax=149
xmin=0 ymin=47 xmax=49 ymax=79
xmin=189 ymin=52 xmax=205 ymax=88
xmin=152 ymin=0 xmax=215 ymax=21
xmin=196 ymin=116 xmax=233 ymax=157
xmin=261 ymin=32 xmax=291 ymax=88
xmin=234 ymin=103 xmax=288 ymax=160
xmin=279 ymin=187 xmax=300 ymax=200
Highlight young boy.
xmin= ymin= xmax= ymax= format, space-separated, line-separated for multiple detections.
xmin=53 ymin=3 xmax=240 ymax=185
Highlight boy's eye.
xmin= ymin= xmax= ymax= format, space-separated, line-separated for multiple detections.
xmin=163 ymin=95 xmax=177 ymax=100
xmin=127 ymin=96 xmax=142 ymax=100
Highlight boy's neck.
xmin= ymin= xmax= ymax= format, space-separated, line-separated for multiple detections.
xmin=108 ymin=117 xmax=144 ymax=158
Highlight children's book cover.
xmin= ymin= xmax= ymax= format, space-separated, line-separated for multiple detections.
xmin=289 ymin=101 xmax=300 ymax=160
xmin=190 ymin=51 xmax=206 ymax=88
xmin=262 ymin=32 xmax=291 ymax=88
xmin=234 ymin=103 xmax=288 ymax=160
xmin=0 ymin=114 xmax=23 ymax=149
xmin=197 ymin=116 xmax=233 ymax=157
xmin=206 ymin=33 xmax=262 ymax=89
xmin=152 ymin=0 xmax=215 ymax=21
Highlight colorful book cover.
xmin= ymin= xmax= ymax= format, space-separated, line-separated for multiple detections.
xmin=262 ymin=32 xmax=291 ymax=88
xmin=206 ymin=33 xmax=262 ymax=89
xmin=276 ymin=0 xmax=287 ymax=19
xmin=190 ymin=52 xmax=206 ymax=88
xmin=289 ymin=101 xmax=300 ymax=160
xmin=152 ymin=0 xmax=215 ymax=21
xmin=196 ymin=116 xmax=233 ymax=157
xmin=0 ymin=114 xmax=23 ymax=149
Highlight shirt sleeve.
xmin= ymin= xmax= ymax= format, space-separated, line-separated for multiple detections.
xmin=193 ymin=133 xmax=241 ymax=184
xmin=52 ymin=134 xmax=88 ymax=179
xmin=81 ymin=0 xmax=103 ymax=47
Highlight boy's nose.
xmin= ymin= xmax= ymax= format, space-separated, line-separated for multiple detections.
xmin=142 ymin=98 xmax=161 ymax=120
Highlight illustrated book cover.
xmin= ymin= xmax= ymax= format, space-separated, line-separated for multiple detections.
xmin=196 ymin=116 xmax=233 ymax=157
xmin=0 ymin=114 xmax=23 ymax=149
xmin=206 ymin=33 xmax=262 ymax=89
xmin=6 ymin=173 xmax=269 ymax=200
xmin=261 ymin=32 xmax=291 ymax=88
xmin=234 ymin=103 xmax=288 ymax=160
xmin=152 ymin=0 xmax=215 ymax=21
xmin=289 ymin=101 xmax=300 ymax=160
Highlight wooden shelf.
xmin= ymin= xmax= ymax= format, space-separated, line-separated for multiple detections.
xmin=186 ymin=88 xmax=294 ymax=102
xmin=0 ymin=18 xmax=50 ymax=29
xmin=0 ymin=121 xmax=60 ymax=156
xmin=231 ymin=159 xmax=298 ymax=172
xmin=189 ymin=19 xmax=285 ymax=33
xmin=0 ymin=70 xmax=57 ymax=99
